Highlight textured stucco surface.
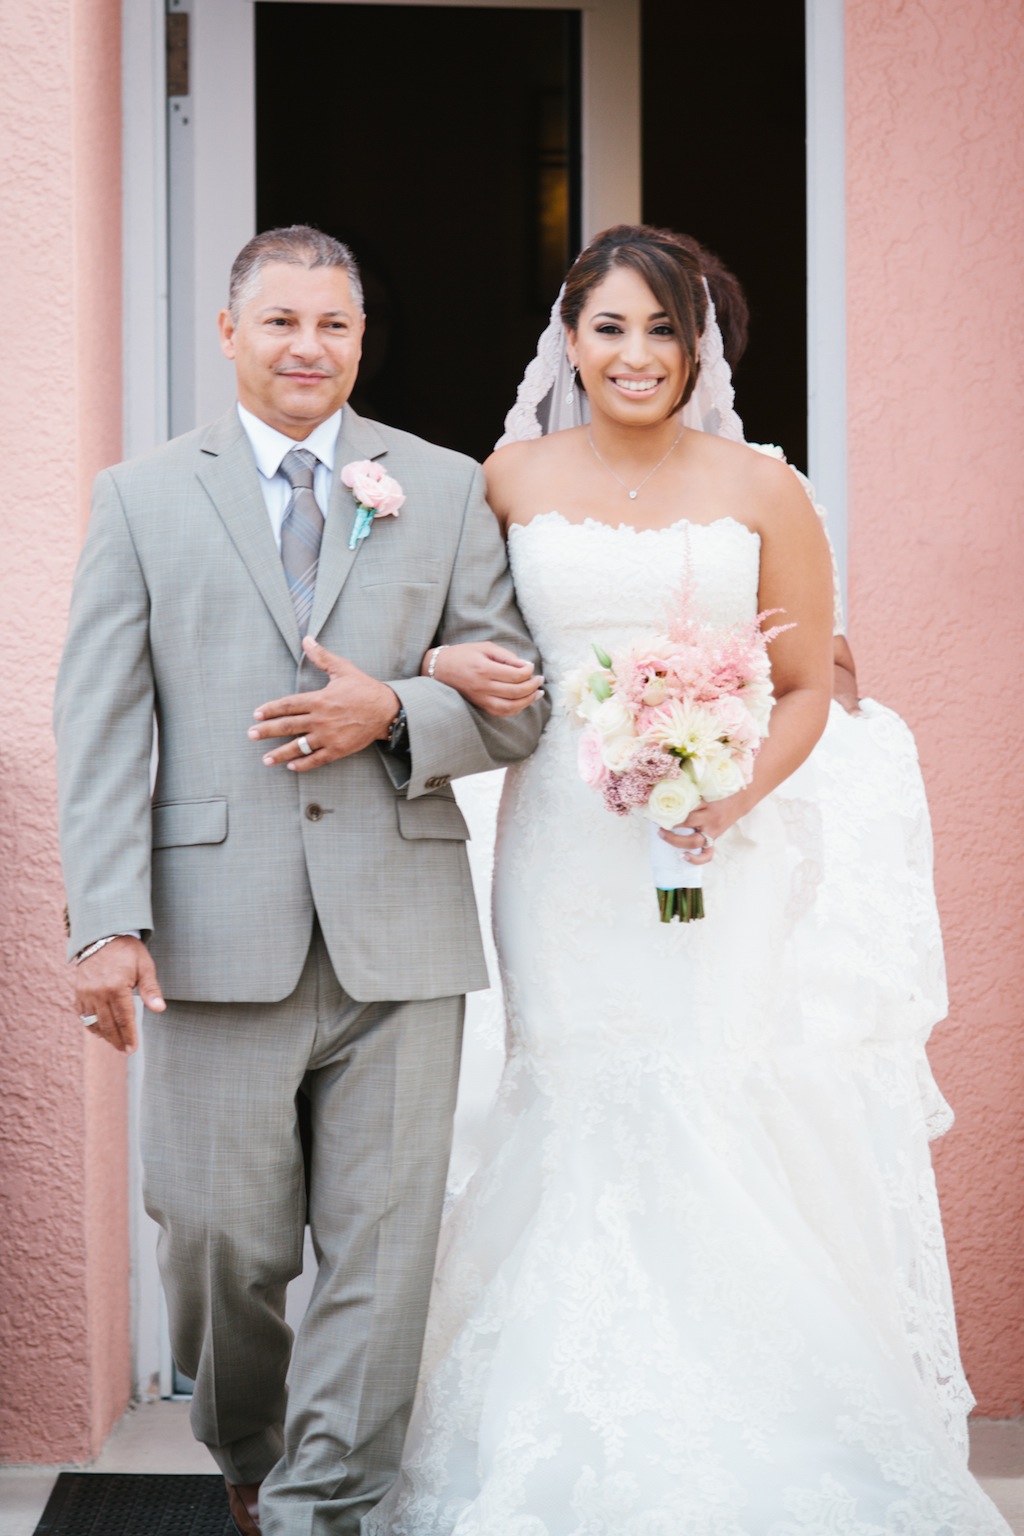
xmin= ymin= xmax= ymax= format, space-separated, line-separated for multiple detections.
xmin=0 ymin=0 xmax=128 ymax=1463
xmin=846 ymin=0 xmax=1024 ymax=1414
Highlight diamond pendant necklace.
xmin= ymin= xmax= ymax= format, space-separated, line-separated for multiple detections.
xmin=586 ymin=424 xmax=686 ymax=500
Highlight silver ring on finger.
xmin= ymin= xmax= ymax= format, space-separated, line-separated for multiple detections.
xmin=296 ymin=735 xmax=314 ymax=756
xmin=79 ymin=1013 xmax=99 ymax=1026
xmin=701 ymin=832 xmax=715 ymax=850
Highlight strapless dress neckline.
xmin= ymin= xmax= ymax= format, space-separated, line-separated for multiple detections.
xmin=508 ymin=508 xmax=760 ymax=543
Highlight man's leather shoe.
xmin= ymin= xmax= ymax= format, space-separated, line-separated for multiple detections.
xmin=225 ymin=1480 xmax=262 ymax=1536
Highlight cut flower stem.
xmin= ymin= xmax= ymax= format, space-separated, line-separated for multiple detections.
xmin=656 ymin=885 xmax=705 ymax=923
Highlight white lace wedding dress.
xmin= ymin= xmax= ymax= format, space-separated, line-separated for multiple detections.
xmin=366 ymin=512 xmax=1009 ymax=1535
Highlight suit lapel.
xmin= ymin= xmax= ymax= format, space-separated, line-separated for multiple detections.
xmin=195 ymin=409 xmax=302 ymax=661
xmin=308 ymin=406 xmax=389 ymax=640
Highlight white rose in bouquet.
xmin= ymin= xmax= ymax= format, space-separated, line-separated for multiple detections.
xmin=643 ymin=774 xmax=701 ymax=830
xmin=695 ymin=743 xmax=748 ymax=801
xmin=562 ymin=666 xmax=595 ymax=722
xmin=591 ymin=694 xmax=634 ymax=740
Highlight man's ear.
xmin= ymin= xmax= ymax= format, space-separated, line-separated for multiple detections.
xmin=218 ymin=308 xmax=237 ymax=360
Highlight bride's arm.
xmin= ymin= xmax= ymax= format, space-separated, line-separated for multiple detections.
xmin=665 ymin=456 xmax=834 ymax=860
xmin=833 ymin=634 xmax=861 ymax=714
xmin=420 ymin=641 xmax=544 ymax=718
xmin=416 ymin=442 xmax=545 ymax=718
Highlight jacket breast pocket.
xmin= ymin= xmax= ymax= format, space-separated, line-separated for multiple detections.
xmin=396 ymin=795 xmax=470 ymax=841
xmin=356 ymin=556 xmax=442 ymax=588
xmin=152 ymin=797 xmax=228 ymax=849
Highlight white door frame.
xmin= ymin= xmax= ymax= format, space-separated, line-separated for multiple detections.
xmin=122 ymin=0 xmax=171 ymax=461
xmin=805 ymin=0 xmax=847 ymax=601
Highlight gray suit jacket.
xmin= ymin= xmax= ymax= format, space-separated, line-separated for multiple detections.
xmin=54 ymin=406 xmax=547 ymax=1002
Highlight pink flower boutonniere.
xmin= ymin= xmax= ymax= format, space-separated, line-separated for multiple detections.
xmin=341 ymin=460 xmax=406 ymax=550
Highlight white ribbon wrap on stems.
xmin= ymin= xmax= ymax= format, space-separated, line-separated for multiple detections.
xmin=648 ymin=821 xmax=704 ymax=891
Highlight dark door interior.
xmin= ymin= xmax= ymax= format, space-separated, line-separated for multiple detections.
xmin=257 ymin=1 xmax=805 ymax=469
xmin=256 ymin=2 xmax=581 ymax=463
xmin=642 ymin=0 xmax=807 ymax=468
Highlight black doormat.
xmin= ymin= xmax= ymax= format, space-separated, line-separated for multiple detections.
xmin=34 ymin=1474 xmax=235 ymax=1535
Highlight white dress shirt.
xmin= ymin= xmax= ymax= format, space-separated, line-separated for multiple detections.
xmin=237 ymin=403 xmax=342 ymax=550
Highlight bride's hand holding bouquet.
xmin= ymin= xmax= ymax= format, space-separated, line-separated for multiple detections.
xmin=565 ymin=604 xmax=791 ymax=920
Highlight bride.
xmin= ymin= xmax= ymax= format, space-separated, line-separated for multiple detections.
xmin=365 ymin=226 xmax=1010 ymax=1534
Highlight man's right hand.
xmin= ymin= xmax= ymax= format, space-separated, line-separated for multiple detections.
xmin=75 ymin=937 xmax=165 ymax=1054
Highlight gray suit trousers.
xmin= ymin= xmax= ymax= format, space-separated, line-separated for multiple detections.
xmin=141 ymin=927 xmax=463 ymax=1536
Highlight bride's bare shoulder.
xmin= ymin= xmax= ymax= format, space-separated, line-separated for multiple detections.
xmin=693 ymin=432 xmax=801 ymax=496
xmin=485 ymin=430 xmax=582 ymax=480
xmin=484 ymin=431 xmax=585 ymax=528
xmin=690 ymin=430 xmax=777 ymax=473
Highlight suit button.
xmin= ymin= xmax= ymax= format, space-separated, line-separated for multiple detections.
xmin=424 ymin=775 xmax=450 ymax=790
xmin=305 ymin=803 xmax=324 ymax=822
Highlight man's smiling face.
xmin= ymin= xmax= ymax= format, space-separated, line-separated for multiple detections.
xmin=218 ymin=261 xmax=365 ymax=439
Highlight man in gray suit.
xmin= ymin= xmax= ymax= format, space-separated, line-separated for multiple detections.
xmin=55 ymin=225 xmax=546 ymax=1535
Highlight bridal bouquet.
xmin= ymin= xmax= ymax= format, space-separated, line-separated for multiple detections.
xmin=564 ymin=605 xmax=788 ymax=922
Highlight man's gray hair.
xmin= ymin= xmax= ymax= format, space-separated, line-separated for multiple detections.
xmin=229 ymin=225 xmax=364 ymax=321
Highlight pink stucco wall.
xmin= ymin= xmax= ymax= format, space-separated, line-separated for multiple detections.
xmin=0 ymin=0 xmax=128 ymax=1463
xmin=846 ymin=0 xmax=1024 ymax=1415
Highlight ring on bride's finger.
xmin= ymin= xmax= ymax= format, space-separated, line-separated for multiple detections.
xmin=296 ymin=735 xmax=313 ymax=756
xmin=701 ymin=832 xmax=715 ymax=850
xmin=79 ymin=1014 xmax=99 ymax=1026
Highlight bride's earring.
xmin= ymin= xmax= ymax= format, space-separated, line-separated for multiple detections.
xmin=565 ymin=364 xmax=578 ymax=405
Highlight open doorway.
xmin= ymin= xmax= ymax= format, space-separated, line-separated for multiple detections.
xmin=642 ymin=0 xmax=807 ymax=468
xmin=256 ymin=3 xmax=581 ymax=462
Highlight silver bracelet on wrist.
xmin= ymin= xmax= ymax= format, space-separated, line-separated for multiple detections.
xmin=427 ymin=644 xmax=448 ymax=680
xmin=75 ymin=933 xmax=132 ymax=966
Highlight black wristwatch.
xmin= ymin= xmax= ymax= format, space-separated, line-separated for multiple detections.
xmin=385 ymin=703 xmax=408 ymax=754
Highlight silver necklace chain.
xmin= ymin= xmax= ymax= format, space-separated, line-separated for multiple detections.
xmin=585 ymin=424 xmax=686 ymax=500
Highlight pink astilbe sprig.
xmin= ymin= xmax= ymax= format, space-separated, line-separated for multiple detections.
xmin=661 ymin=596 xmax=795 ymax=703
xmin=754 ymin=609 xmax=798 ymax=646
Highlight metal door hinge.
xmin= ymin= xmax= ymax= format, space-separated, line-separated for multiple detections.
xmin=167 ymin=12 xmax=189 ymax=98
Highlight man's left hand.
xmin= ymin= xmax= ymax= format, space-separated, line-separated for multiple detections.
xmin=249 ymin=637 xmax=399 ymax=773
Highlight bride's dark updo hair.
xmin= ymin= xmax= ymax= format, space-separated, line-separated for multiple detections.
xmin=560 ymin=224 xmax=708 ymax=412
xmin=673 ymin=236 xmax=749 ymax=373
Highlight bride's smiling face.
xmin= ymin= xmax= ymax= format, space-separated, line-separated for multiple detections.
xmin=568 ymin=266 xmax=689 ymax=427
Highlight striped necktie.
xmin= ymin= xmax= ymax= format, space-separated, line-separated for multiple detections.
xmin=279 ymin=447 xmax=324 ymax=637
